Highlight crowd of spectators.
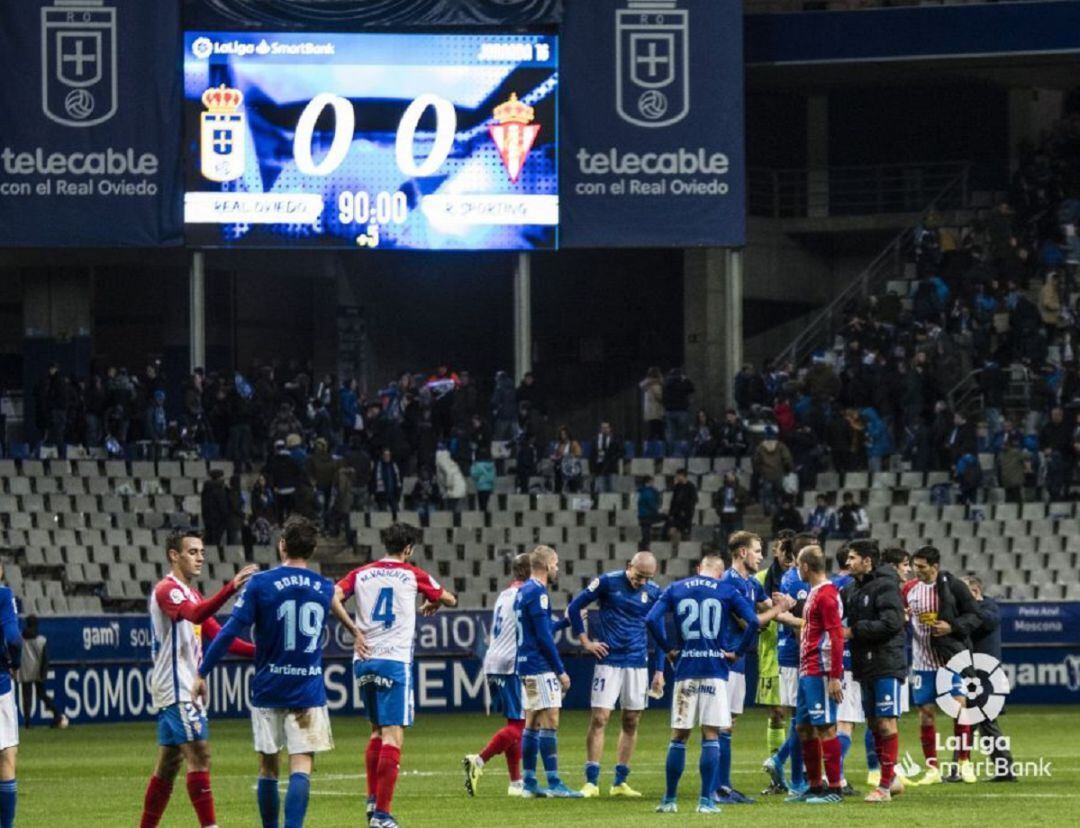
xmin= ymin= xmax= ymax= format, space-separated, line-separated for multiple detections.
xmin=18 ymin=96 xmax=1080 ymax=547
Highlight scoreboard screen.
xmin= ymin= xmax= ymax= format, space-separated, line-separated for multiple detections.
xmin=183 ymin=32 xmax=558 ymax=250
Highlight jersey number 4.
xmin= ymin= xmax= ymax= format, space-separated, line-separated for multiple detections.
xmin=277 ymin=600 xmax=325 ymax=652
xmin=373 ymin=586 xmax=397 ymax=630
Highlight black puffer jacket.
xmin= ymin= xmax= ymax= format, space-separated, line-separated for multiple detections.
xmin=928 ymin=570 xmax=982 ymax=665
xmin=846 ymin=566 xmax=907 ymax=681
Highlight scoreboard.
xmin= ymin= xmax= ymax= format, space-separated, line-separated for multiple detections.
xmin=182 ymin=32 xmax=559 ymax=250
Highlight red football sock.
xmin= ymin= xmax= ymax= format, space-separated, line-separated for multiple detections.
xmin=821 ymin=737 xmax=842 ymax=789
xmin=920 ymin=724 xmax=938 ymax=768
xmin=954 ymin=722 xmax=972 ymax=761
xmin=139 ymin=775 xmax=173 ymax=828
xmin=872 ymin=731 xmax=884 ymax=763
xmin=480 ymin=724 xmax=515 ymax=762
xmin=186 ymin=771 xmax=216 ymax=828
xmin=879 ymin=733 xmax=899 ymax=789
xmin=375 ymin=744 xmax=402 ymax=814
xmin=505 ymin=720 xmax=524 ymax=781
xmin=366 ymin=737 xmax=383 ymax=798
xmin=802 ymin=737 xmax=823 ymax=788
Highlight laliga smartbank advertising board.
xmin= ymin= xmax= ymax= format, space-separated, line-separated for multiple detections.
xmin=0 ymin=0 xmax=182 ymax=246
xmin=560 ymin=0 xmax=745 ymax=248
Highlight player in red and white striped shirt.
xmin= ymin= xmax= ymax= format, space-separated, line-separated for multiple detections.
xmin=140 ymin=531 xmax=257 ymax=828
xmin=792 ymin=545 xmax=845 ymax=804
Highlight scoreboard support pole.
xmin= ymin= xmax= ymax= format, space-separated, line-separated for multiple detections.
xmin=514 ymin=253 xmax=532 ymax=382
xmin=683 ymin=247 xmax=743 ymax=412
xmin=189 ymin=252 xmax=206 ymax=371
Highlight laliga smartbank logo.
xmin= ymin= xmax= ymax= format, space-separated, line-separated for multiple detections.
xmin=935 ymin=650 xmax=1011 ymax=725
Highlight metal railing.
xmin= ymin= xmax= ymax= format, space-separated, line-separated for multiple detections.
xmin=749 ymin=161 xmax=970 ymax=219
xmin=772 ymin=164 xmax=971 ymax=369
xmin=947 ymin=363 xmax=1034 ymax=418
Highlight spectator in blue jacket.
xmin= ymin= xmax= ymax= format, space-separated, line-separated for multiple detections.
xmin=636 ymin=475 xmax=661 ymax=548
xmin=469 ymin=446 xmax=496 ymax=511
xmin=861 ymin=406 xmax=894 ymax=474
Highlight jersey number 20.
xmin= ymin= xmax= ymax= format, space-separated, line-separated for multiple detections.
xmin=677 ymin=598 xmax=724 ymax=641
xmin=277 ymin=600 xmax=325 ymax=652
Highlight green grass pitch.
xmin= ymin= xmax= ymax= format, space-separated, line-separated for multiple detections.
xmin=18 ymin=706 xmax=1079 ymax=826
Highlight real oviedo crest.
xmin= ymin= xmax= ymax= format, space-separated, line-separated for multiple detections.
xmin=41 ymin=0 xmax=118 ymax=128
xmin=615 ymin=0 xmax=690 ymax=129
xmin=200 ymin=84 xmax=246 ymax=183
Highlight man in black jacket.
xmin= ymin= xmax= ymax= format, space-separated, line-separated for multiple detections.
xmin=843 ymin=540 xmax=906 ymax=802
xmin=905 ymin=546 xmax=982 ymax=785
xmin=962 ymin=574 xmax=1016 ymax=782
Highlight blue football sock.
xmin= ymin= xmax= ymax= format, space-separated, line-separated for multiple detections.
xmin=538 ymin=728 xmax=561 ymax=787
xmin=522 ymin=728 xmax=540 ymax=782
xmin=0 ymin=779 xmax=15 ymax=828
xmin=665 ymin=741 xmax=686 ymax=800
xmin=257 ymin=777 xmax=280 ymax=828
xmin=283 ymin=773 xmax=309 ymax=828
xmin=838 ymin=732 xmax=852 ymax=780
xmin=699 ymin=740 xmax=720 ymax=800
xmin=865 ymin=728 xmax=881 ymax=772
xmin=585 ymin=761 xmax=601 ymax=785
xmin=717 ymin=731 xmax=732 ymax=790
xmin=775 ymin=728 xmax=792 ymax=765
xmin=789 ymin=722 xmax=806 ymax=788
xmin=614 ymin=764 xmax=630 ymax=787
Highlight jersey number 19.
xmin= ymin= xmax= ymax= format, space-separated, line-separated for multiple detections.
xmin=277 ymin=599 xmax=325 ymax=652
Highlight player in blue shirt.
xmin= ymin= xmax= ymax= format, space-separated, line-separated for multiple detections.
xmin=514 ymin=545 xmax=582 ymax=799
xmin=567 ymin=551 xmax=663 ymax=798
xmin=646 ymin=549 xmax=792 ymax=814
xmin=198 ymin=516 xmax=365 ymax=828
xmin=764 ymin=533 xmax=814 ymax=795
xmin=831 ymin=544 xmax=876 ymax=797
xmin=715 ymin=531 xmax=797 ymax=805
xmin=0 ymin=565 xmax=22 ymax=828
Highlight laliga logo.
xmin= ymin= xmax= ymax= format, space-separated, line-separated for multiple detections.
xmin=200 ymin=85 xmax=246 ymax=183
xmin=935 ymin=650 xmax=1011 ymax=725
xmin=489 ymin=93 xmax=540 ymax=185
xmin=41 ymin=0 xmax=118 ymax=128
xmin=615 ymin=0 xmax=689 ymax=128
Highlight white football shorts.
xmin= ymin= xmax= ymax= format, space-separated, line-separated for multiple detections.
xmin=522 ymin=672 xmax=563 ymax=711
xmin=838 ymin=670 xmax=865 ymax=723
xmin=252 ymin=705 xmax=334 ymax=755
xmin=0 ymin=690 xmax=17 ymax=750
xmin=779 ymin=665 xmax=799 ymax=708
xmin=671 ymin=678 xmax=731 ymax=730
xmin=726 ymin=670 xmax=747 ymax=716
xmin=590 ymin=665 xmax=648 ymax=712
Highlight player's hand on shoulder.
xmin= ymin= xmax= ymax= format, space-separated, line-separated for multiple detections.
xmin=232 ymin=564 xmax=259 ymax=590
xmin=583 ymin=639 xmax=609 ymax=659
xmin=722 ymin=650 xmax=737 ymax=663
xmin=420 ymin=600 xmax=439 ymax=616
xmin=558 ymin=672 xmax=571 ymax=691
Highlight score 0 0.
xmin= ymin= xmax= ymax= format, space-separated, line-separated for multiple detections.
xmin=294 ymin=92 xmax=456 ymax=179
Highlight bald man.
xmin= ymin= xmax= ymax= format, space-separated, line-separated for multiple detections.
xmin=567 ymin=552 xmax=664 ymax=797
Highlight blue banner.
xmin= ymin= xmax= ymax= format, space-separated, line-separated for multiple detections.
xmin=0 ymin=0 xmax=182 ymax=246
xmin=1000 ymin=602 xmax=1080 ymax=647
xmin=745 ymin=1 xmax=1080 ymax=66
xmin=38 ymin=611 xmax=586 ymax=664
xmin=560 ymin=0 xmax=745 ymax=248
